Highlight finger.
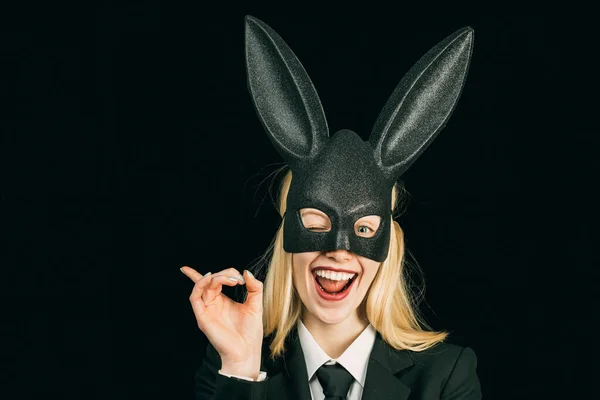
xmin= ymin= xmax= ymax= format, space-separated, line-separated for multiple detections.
xmin=190 ymin=272 xmax=217 ymax=299
xmin=202 ymin=274 xmax=243 ymax=305
xmin=212 ymin=267 xmax=244 ymax=281
xmin=189 ymin=274 xmax=233 ymax=319
xmin=181 ymin=266 xmax=206 ymax=283
xmin=186 ymin=267 xmax=243 ymax=283
xmin=188 ymin=276 xmax=209 ymax=317
xmin=188 ymin=268 xmax=243 ymax=312
xmin=242 ymin=270 xmax=263 ymax=313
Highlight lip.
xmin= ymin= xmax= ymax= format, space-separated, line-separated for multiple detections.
xmin=311 ymin=266 xmax=358 ymax=274
xmin=312 ymin=271 xmax=357 ymax=301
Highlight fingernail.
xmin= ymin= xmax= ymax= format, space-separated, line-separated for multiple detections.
xmin=228 ymin=276 xmax=240 ymax=283
xmin=204 ymin=272 xmax=212 ymax=278
xmin=237 ymin=274 xmax=246 ymax=284
xmin=180 ymin=267 xmax=185 ymax=274
xmin=246 ymin=270 xmax=254 ymax=279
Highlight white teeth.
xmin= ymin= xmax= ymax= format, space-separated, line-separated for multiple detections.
xmin=314 ymin=270 xmax=356 ymax=281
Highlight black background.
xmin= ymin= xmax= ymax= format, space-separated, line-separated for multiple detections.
xmin=3 ymin=5 xmax=596 ymax=400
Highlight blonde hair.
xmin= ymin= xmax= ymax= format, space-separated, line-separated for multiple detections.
xmin=251 ymin=168 xmax=448 ymax=360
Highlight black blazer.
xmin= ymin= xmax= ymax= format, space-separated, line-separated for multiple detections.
xmin=195 ymin=326 xmax=482 ymax=400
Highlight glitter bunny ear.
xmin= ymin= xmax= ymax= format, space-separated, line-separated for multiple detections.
xmin=368 ymin=27 xmax=474 ymax=181
xmin=245 ymin=15 xmax=329 ymax=169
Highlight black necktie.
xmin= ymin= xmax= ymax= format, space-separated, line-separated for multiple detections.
xmin=315 ymin=363 xmax=355 ymax=400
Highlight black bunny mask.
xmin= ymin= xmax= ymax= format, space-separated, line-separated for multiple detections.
xmin=244 ymin=16 xmax=474 ymax=262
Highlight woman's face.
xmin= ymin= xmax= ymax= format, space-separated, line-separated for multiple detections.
xmin=292 ymin=208 xmax=382 ymax=325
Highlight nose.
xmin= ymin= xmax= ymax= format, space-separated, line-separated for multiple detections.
xmin=324 ymin=248 xmax=353 ymax=263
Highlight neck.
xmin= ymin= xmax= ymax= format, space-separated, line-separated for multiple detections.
xmin=301 ymin=307 xmax=369 ymax=359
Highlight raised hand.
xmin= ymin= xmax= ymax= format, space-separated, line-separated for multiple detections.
xmin=181 ymin=266 xmax=264 ymax=377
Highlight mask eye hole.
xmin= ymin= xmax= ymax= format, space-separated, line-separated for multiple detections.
xmin=300 ymin=208 xmax=331 ymax=232
xmin=354 ymin=215 xmax=381 ymax=238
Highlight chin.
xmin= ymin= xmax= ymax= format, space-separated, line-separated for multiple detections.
xmin=320 ymin=315 xmax=351 ymax=325
xmin=312 ymin=306 xmax=353 ymax=325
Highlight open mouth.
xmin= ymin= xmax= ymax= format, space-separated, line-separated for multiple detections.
xmin=312 ymin=271 xmax=357 ymax=295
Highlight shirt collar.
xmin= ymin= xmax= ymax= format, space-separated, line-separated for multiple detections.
xmin=296 ymin=318 xmax=377 ymax=387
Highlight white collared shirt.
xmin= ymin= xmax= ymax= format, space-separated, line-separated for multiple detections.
xmin=297 ymin=319 xmax=377 ymax=400
xmin=218 ymin=319 xmax=377 ymax=400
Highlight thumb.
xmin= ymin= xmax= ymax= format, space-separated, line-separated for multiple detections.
xmin=243 ymin=270 xmax=264 ymax=313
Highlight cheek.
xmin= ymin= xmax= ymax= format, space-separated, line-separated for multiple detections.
xmin=292 ymin=253 xmax=317 ymax=285
xmin=292 ymin=253 xmax=318 ymax=269
xmin=360 ymin=262 xmax=381 ymax=286
xmin=291 ymin=254 xmax=304 ymax=277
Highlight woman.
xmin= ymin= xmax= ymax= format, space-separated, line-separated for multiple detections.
xmin=181 ymin=16 xmax=481 ymax=400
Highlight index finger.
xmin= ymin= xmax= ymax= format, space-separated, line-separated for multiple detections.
xmin=180 ymin=266 xmax=207 ymax=283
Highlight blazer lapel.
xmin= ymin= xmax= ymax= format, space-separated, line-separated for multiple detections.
xmin=264 ymin=327 xmax=313 ymax=400
xmin=361 ymin=332 xmax=413 ymax=400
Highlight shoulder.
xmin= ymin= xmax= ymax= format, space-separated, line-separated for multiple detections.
xmin=409 ymin=342 xmax=477 ymax=369
xmin=402 ymin=342 xmax=482 ymax=399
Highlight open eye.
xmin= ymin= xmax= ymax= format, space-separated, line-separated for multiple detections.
xmin=354 ymin=215 xmax=381 ymax=238
xmin=357 ymin=225 xmax=372 ymax=234
xmin=300 ymin=208 xmax=331 ymax=232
